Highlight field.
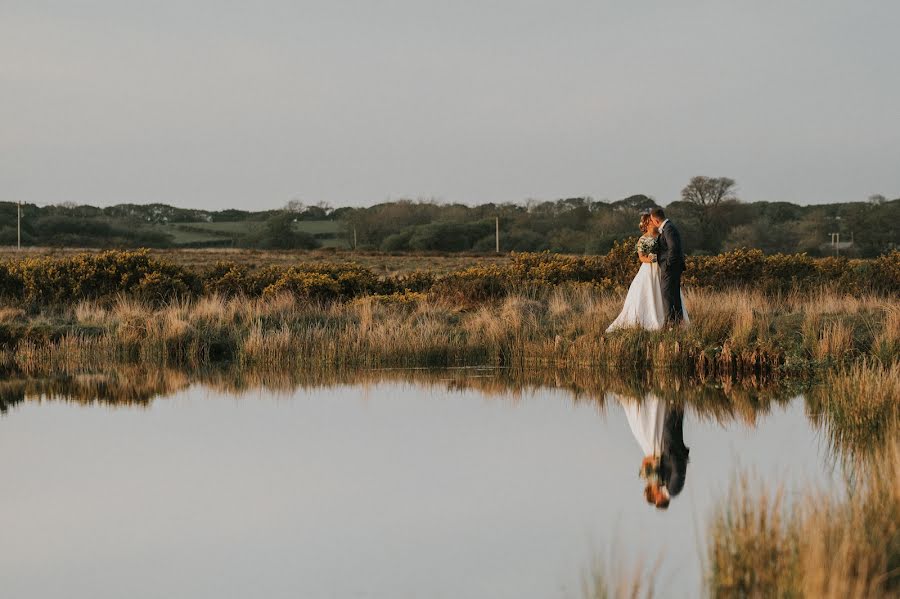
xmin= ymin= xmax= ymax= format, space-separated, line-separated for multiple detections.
xmin=0 ymin=246 xmax=508 ymax=274
xmin=160 ymin=220 xmax=350 ymax=247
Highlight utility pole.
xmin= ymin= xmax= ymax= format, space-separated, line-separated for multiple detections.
xmin=830 ymin=232 xmax=840 ymax=257
xmin=17 ymin=201 xmax=21 ymax=250
xmin=353 ymin=226 xmax=357 ymax=250
xmin=495 ymin=216 xmax=499 ymax=253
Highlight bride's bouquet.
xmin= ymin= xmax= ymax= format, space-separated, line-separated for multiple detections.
xmin=640 ymin=456 xmax=661 ymax=483
xmin=636 ymin=236 xmax=658 ymax=262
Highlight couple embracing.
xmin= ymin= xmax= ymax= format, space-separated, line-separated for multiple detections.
xmin=607 ymin=208 xmax=690 ymax=332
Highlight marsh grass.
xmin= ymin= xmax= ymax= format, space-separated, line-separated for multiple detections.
xmin=708 ymin=440 xmax=900 ymax=598
xmin=582 ymin=553 xmax=659 ymax=599
xmin=1 ymin=287 xmax=895 ymax=378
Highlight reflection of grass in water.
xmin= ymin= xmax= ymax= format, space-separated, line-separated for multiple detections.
xmin=0 ymin=363 xmax=797 ymax=422
xmin=806 ymin=361 xmax=900 ymax=465
xmin=707 ymin=440 xmax=900 ymax=598
xmin=2 ymin=361 xmax=891 ymax=466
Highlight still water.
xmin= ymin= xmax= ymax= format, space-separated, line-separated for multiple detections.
xmin=0 ymin=375 xmax=834 ymax=598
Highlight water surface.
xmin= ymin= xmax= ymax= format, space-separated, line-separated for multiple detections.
xmin=0 ymin=375 xmax=835 ymax=598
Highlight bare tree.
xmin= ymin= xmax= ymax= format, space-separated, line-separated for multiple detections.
xmin=680 ymin=176 xmax=738 ymax=207
xmin=679 ymin=176 xmax=739 ymax=252
xmin=284 ymin=199 xmax=306 ymax=213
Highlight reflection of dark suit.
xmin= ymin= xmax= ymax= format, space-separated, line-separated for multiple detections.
xmin=657 ymin=221 xmax=686 ymax=325
xmin=658 ymin=406 xmax=689 ymax=496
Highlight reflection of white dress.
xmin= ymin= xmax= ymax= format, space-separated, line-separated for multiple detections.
xmin=606 ymin=262 xmax=690 ymax=332
xmin=616 ymin=394 xmax=666 ymax=457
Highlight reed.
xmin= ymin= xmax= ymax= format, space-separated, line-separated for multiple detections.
xmin=707 ymin=440 xmax=900 ymax=598
xmin=582 ymin=553 xmax=659 ymax=599
xmin=1 ymin=287 xmax=895 ymax=378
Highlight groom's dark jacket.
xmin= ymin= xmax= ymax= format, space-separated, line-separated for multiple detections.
xmin=657 ymin=221 xmax=686 ymax=270
xmin=659 ymin=407 xmax=689 ymax=497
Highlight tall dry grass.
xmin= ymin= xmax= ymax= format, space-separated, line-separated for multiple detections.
xmin=708 ymin=440 xmax=900 ymax=598
xmin=1 ymin=287 xmax=896 ymax=377
xmin=581 ymin=553 xmax=659 ymax=599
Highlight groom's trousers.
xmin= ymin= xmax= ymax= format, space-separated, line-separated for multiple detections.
xmin=659 ymin=263 xmax=684 ymax=325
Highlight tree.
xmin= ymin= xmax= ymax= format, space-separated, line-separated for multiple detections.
xmin=284 ymin=199 xmax=306 ymax=213
xmin=681 ymin=176 xmax=738 ymax=207
xmin=253 ymin=212 xmax=319 ymax=249
xmin=680 ymin=176 xmax=740 ymax=253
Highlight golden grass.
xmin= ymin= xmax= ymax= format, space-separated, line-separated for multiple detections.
xmin=707 ymin=478 xmax=798 ymax=597
xmin=582 ymin=553 xmax=659 ymax=599
xmin=708 ymin=440 xmax=900 ymax=598
xmin=0 ymin=306 xmax=24 ymax=323
xmin=0 ymin=287 xmax=896 ymax=378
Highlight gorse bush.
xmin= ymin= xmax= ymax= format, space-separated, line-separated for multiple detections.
xmin=685 ymin=249 xmax=897 ymax=294
xmin=2 ymin=250 xmax=201 ymax=305
xmin=0 ymin=248 xmax=896 ymax=307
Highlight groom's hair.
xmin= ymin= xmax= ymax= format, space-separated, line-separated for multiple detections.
xmin=649 ymin=207 xmax=665 ymax=220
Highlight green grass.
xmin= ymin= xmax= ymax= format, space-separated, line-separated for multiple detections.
xmin=164 ymin=220 xmax=349 ymax=247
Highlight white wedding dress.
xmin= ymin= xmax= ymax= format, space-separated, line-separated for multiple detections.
xmin=606 ymin=261 xmax=690 ymax=332
xmin=615 ymin=393 xmax=666 ymax=457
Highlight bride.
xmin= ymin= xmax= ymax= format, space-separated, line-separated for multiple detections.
xmin=606 ymin=214 xmax=689 ymax=331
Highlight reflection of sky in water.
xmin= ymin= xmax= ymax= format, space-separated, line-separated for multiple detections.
xmin=0 ymin=383 xmax=834 ymax=599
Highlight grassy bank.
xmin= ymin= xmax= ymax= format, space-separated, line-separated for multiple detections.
xmin=1 ymin=285 xmax=896 ymax=378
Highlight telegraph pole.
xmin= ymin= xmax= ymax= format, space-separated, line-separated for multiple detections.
xmin=495 ymin=216 xmax=499 ymax=253
xmin=17 ymin=201 xmax=21 ymax=250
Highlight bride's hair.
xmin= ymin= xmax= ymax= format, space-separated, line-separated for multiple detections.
xmin=639 ymin=213 xmax=653 ymax=234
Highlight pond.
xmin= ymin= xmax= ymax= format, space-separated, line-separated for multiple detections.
xmin=0 ymin=371 xmax=839 ymax=598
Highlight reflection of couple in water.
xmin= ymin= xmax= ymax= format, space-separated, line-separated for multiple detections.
xmin=616 ymin=395 xmax=689 ymax=510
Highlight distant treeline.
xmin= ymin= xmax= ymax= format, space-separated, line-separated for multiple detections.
xmin=2 ymin=178 xmax=898 ymax=256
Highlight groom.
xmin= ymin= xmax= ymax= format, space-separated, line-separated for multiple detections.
xmin=649 ymin=208 xmax=685 ymax=326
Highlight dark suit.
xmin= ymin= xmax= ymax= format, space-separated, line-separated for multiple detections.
xmin=656 ymin=220 xmax=686 ymax=325
xmin=658 ymin=406 xmax=689 ymax=496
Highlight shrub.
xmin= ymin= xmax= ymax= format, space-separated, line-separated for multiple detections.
xmin=686 ymin=248 xmax=766 ymax=289
xmin=429 ymin=266 xmax=509 ymax=303
xmin=202 ymin=262 xmax=252 ymax=297
xmin=392 ymin=270 xmax=436 ymax=293
xmin=262 ymin=270 xmax=342 ymax=301
xmin=871 ymin=251 xmax=900 ymax=294
xmin=6 ymin=250 xmax=199 ymax=305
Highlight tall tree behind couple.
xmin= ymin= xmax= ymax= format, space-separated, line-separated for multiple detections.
xmin=607 ymin=208 xmax=690 ymax=331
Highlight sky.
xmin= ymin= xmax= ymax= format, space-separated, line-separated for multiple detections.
xmin=2 ymin=1 xmax=898 ymax=211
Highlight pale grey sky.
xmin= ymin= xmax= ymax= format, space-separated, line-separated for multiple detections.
xmin=2 ymin=1 xmax=898 ymax=210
